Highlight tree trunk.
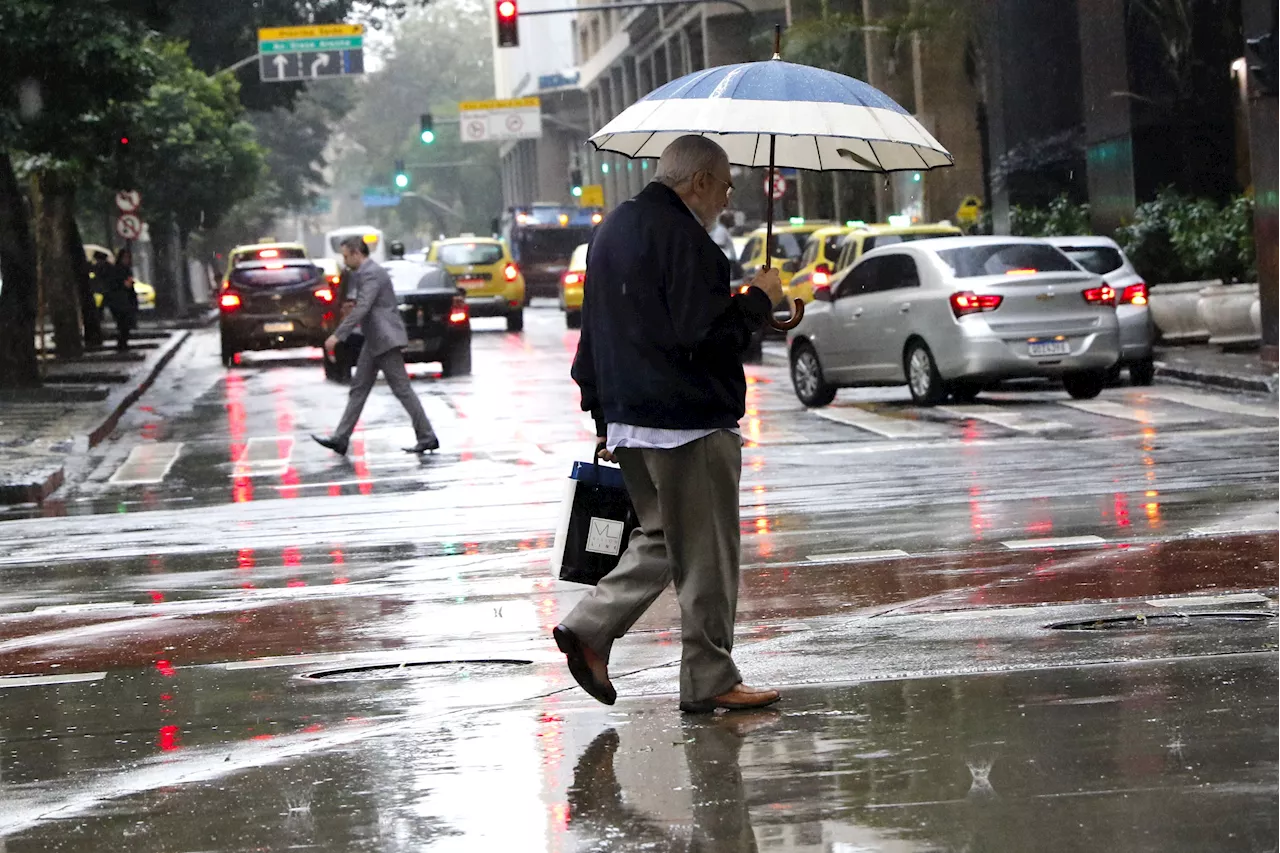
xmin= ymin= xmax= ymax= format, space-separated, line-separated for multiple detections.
xmin=32 ymin=171 xmax=84 ymax=359
xmin=153 ymin=215 xmax=177 ymax=318
xmin=69 ymin=210 xmax=102 ymax=349
xmin=0 ymin=150 xmax=40 ymax=387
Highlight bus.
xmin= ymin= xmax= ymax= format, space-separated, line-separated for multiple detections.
xmin=499 ymin=205 xmax=603 ymax=303
xmin=324 ymin=225 xmax=387 ymax=264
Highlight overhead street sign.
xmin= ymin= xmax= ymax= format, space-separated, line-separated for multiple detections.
xmin=361 ymin=187 xmax=401 ymax=208
xmin=116 ymin=214 xmax=143 ymax=240
xmin=458 ymin=97 xmax=542 ymax=143
xmin=115 ymin=190 xmax=141 ymax=213
xmin=258 ymin=24 xmax=364 ymax=83
xmin=578 ymin=184 xmax=605 ymax=207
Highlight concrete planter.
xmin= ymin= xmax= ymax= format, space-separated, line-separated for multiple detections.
xmin=1149 ymin=280 xmax=1217 ymax=343
xmin=1198 ymin=282 xmax=1261 ymax=346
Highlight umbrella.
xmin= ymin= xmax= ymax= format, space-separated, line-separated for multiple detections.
xmin=589 ymin=27 xmax=953 ymax=330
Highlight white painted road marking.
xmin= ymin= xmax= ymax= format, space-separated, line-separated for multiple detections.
xmin=0 ymin=671 xmax=107 ymax=689
xmin=234 ymin=436 xmax=293 ymax=477
xmin=813 ymin=406 xmax=951 ymax=439
xmin=1144 ymin=388 xmax=1278 ymax=420
xmin=1059 ymin=399 xmax=1202 ymax=426
xmin=1001 ymin=535 xmax=1106 ymax=550
xmin=109 ymin=442 xmax=184 ymax=485
xmin=806 ymin=549 xmax=910 ymax=563
xmin=939 ymin=404 xmax=1070 ymax=434
xmin=1146 ymin=592 xmax=1271 ymax=608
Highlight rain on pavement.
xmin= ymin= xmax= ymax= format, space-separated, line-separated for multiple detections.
xmin=1 ymin=308 xmax=1276 ymax=850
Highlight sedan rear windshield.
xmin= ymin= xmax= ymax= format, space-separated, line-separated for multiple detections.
xmin=388 ymin=264 xmax=452 ymax=293
xmin=230 ymin=265 xmax=318 ymax=286
xmin=1059 ymin=247 xmax=1125 ymax=275
xmin=935 ymin=244 xmax=1077 ymax=278
xmin=438 ymin=243 xmax=504 ymax=266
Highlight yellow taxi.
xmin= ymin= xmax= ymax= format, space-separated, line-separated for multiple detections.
xmin=222 ymin=241 xmax=309 ymax=287
xmin=427 ymin=236 xmax=527 ymax=333
xmin=738 ymin=220 xmax=831 ymax=299
xmin=831 ymin=222 xmax=963 ymax=276
xmin=84 ymin=244 xmax=156 ymax=311
xmin=560 ymin=243 xmax=588 ymax=329
xmin=784 ymin=225 xmax=854 ymax=304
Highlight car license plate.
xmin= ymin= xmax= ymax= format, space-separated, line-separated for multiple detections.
xmin=405 ymin=340 xmax=426 ymax=353
xmin=263 ymin=322 xmax=294 ymax=333
xmin=457 ymin=278 xmax=485 ymax=289
xmin=1028 ymin=340 xmax=1071 ymax=357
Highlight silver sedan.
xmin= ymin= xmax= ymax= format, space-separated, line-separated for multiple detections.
xmin=787 ymin=237 xmax=1121 ymax=406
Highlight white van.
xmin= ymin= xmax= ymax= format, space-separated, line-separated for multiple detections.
xmin=324 ymin=226 xmax=387 ymax=264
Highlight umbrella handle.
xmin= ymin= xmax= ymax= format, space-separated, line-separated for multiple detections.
xmin=769 ymin=298 xmax=805 ymax=331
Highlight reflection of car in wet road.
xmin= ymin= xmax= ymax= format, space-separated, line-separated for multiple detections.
xmin=788 ymin=237 xmax=1121 ymax=406
xmin=1046 ymin=236 xmax=1155 ymax=386
xmin=323 ymin=257 xmax=471 ymax=382
xmin=218 ymin=258 xmax=333 ymax=367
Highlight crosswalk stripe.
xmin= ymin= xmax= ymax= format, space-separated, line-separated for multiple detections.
xmin=806 ymin=549 xmax=909 ymax=563
xmin=234 ymin=436 xmax=293 ymax=477
xmin=938 ymin=404 xmax=1070 ymax=433
xmin=1143 ymin=388 xmax=1278 ymax=420
xmin=1001 ymin=535 xmax=1106 ymax=550
xmin=1059 ymin=399 xmax=1202 ymax=426
xmin=109 ymin=442 xmax=184 ymax=485
xmin=812 ymin=405 xmax=951 ymax=439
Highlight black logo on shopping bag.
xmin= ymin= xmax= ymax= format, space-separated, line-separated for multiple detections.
xmin=585 ymin=516 xmax=625 ymax=556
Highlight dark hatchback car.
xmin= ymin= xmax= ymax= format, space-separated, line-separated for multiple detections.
xmin=322 ymin=258 xmax=472 ymax=382
xmin=219 ymin=258 xmax=334 ymax=367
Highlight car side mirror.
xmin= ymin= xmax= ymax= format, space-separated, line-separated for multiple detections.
xmin=781 ymin=260 xmax=798 ymax=274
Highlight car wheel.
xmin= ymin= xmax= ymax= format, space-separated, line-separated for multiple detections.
xmin=1129 ymin=355 xmax=1156 ymax=386
xmin=507 ymin=309 xmax=524 ymax=333
xmin=790 ymin=343 xmax=837 ymax=407
xmin=1063 ymin=370 xmax=1107 ymax=399
xmin=905 ymin=340 xmax=947 ymax=406
xmin=441 ymin=340 xmax=472 ymax=377
xmin=565 ymin=311 xmax=582 ymax=330
xmin=949 ymin=380 xmax=983 ymax=403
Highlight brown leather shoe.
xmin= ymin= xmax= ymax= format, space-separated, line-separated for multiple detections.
xmin=679 ymin=682 xmax=781 ymax=714
xmin=553 ymin=625 xmax=616 ymax=705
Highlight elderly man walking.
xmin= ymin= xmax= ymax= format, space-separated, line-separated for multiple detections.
xmin=312 ymin=236 xmax=439 ymax=456
xmin=553 ymin=135 xmax=785 ymax=714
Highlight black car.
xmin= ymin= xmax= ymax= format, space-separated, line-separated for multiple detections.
xmin=219 ymin=259 xmax=334 ymax=367
xmin=322 ymin=258 xmax=471 ymax=382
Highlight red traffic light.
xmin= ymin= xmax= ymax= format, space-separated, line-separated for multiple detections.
xmin=496 ymin=0 xmax=519 ymax=46
xmin=120 ymin=136 xmax=129 ymax=145
xmin=497 ymin=0 xmax=516 ymax=18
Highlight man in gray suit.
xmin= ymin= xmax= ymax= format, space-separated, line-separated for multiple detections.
xmin=312 ymin=236 xmax=439 ymax=456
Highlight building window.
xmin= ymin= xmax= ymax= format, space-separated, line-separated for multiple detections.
xmin=687 ymin=25 xmax=704 ymax=72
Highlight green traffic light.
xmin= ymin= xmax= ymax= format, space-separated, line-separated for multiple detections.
xmin=571 ymin=186 xmax=583 ymax=197
xmin=395 ymin=173 xmax=409 ymax=189
xmin=420 ymin=130 xmax=435 ymax=145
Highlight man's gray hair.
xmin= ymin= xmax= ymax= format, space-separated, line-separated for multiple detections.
xmin=340 ymin=235 xmax=370 ymax=256
xmin=654 ymin=135 xmax=728 ymax=188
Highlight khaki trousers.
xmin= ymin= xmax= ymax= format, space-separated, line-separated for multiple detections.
xmin=562 ymin=430 xmax=743 ymax=704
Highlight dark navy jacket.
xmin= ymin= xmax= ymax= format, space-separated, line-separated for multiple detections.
xmin=571 ymin=182 xmax=773 ymax=434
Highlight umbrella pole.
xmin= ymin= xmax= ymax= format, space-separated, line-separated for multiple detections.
xmin=765 ymin=133 xmax=776 ymax=273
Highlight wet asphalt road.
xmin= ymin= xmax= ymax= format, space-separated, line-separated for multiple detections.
xmin=0 ymin=305 xmax=1276 ymax=851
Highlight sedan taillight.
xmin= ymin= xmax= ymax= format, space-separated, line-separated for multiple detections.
xmin=562 ymin=271 xmax=584 ymax=287
xmin=1120 ymin=282 xmax=1148 ymax=305
xmin=950 ymin=291 xmax=1003 ymax=317
xmin=449 ymin=295 xmax=469 ymax=324
xmin=314 ymin=287 xmax=334 ymax=303
xmin=812 ymin=264 xmax=832 ymax=287
xmin=219 ymin=292 xmax=242 ymax=312
xmin=1083 ymin=284 xmax=1117 ymax=306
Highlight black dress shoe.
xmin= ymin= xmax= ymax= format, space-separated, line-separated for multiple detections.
xmin=404 ymin=436 xmax=440 ymax=454
xmin=312 ymin=434 xmax=349 ymax=456
xmin=553 ymin=624 xmax=616 ymax=705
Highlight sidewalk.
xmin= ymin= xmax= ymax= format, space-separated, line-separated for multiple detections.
xmin=1155 ymin=344 xmax=1279 ymax=395
xmin=0 ymin=329 xmax=191 ymax=505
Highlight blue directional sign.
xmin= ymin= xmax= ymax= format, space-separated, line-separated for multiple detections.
xmin=258 ymin=24 xmax=365 ymax=83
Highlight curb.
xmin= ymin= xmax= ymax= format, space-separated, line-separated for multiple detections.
xmin=86 ymin=330 xmax=191 ymax=448
xmin=1155 ymin=362 xmax=1278 ymax=395
xmin=0 ymin=331 xmax=190 ymax=506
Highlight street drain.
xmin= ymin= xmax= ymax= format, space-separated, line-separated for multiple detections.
xmin=300 ymin=659 xmax=533 ymax=682
xmin=1049 ymin=611 xmax=1278 ymax=631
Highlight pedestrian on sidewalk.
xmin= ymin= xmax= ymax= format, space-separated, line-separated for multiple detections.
xmin=312 ymin=236 xmax=439 ymax=457
xmin=553 ymin=134 xmax=785 ymax=714
xmin=102 ymin=246 xmax=139 ymax=351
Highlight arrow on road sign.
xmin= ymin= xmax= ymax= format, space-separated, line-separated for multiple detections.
xmin=273 ymin=55 xmax=288 ymax=77
xmin=311 ymin=53 xmax=330 ymax=77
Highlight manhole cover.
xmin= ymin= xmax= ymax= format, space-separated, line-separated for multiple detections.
xmin=1049 ymin=611 xmax=1278 ymax=631
xmin=300 ymin=659 xmax=532 ymax=682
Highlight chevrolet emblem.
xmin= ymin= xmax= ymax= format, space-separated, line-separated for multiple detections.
xmin=1036 ymin=292 xmax=1055 ymax=301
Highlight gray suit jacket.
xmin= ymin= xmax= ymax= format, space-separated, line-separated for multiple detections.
xmin=333 ymin=259 xmax=408 ymax=356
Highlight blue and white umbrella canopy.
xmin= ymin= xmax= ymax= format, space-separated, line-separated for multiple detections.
xmin=589 ymin=59 xmax=952 ymax=172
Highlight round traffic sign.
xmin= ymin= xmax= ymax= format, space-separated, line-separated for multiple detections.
xmin=505 ymin=113 xmax=524 ymax=133
xmin=465 ymin=119 xmax=486 ymax=140
xmin=115 ymin=189 xmax=141 ymax=213
xmin=765 ymin=171 xmax=787 ymax=200
xmin=115 ymin=213 xmax=143 ymax=240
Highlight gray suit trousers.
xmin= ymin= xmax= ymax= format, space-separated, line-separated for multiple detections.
xmin=334 ymin=345 xmax=435 ymax=443
xmin=562 ymin=430 xmax=743 ymax=704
